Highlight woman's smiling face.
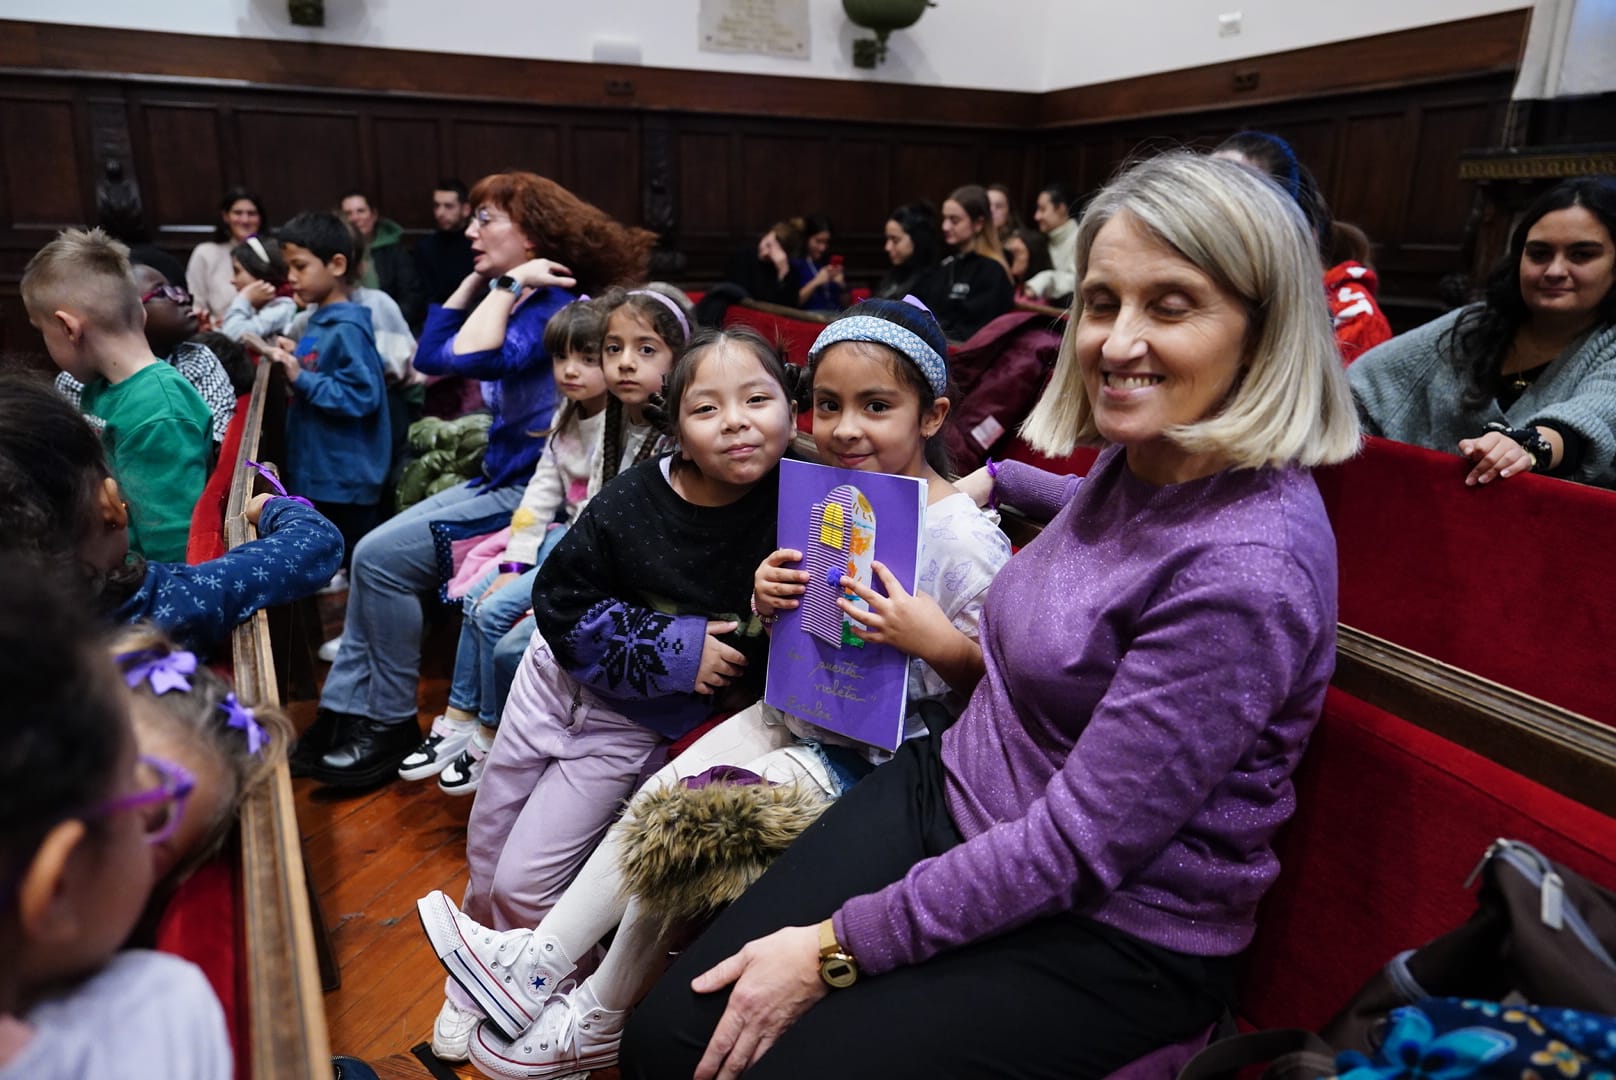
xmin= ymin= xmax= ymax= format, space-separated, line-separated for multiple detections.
xmin=1518 ymin=205 xmax=1614 ymax=324
xmin=1076 ymin=211 xmax=1250 ymax=485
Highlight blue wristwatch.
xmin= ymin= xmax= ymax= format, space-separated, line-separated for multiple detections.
xmin=490 ymin=274 xmax=522 ymax=297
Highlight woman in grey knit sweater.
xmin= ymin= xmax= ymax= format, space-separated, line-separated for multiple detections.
xmin=1350 ymin=176 xmax=1616 ymax=487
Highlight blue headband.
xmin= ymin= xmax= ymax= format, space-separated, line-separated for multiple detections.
xmin=807 ymin=299 xmax=947 ymax=397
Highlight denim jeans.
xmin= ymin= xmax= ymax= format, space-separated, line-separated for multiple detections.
xmin=319 ymin=480 xmax=524 ymax=723
xmin=446 ymin=525 xmax=568 ymax=726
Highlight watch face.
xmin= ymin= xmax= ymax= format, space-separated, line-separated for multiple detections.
xmin=820 ymin=956 xmax=858 ymax=989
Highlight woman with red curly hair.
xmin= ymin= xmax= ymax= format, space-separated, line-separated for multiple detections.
xmin=297 ymin=172 xmax=654 ymax=789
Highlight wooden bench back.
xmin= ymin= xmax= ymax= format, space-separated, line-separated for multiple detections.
xmin=227 ymin=363 xmax=331 ymax=1078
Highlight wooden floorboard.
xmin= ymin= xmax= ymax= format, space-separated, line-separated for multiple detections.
xmin=294 ymin=591 xmax=622 ymax=1078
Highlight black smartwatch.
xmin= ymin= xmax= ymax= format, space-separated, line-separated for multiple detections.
xmin=489 ymin=274 xmax=523 ymax=297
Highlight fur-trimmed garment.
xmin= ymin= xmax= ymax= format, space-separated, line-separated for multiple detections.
xmin=616 ymin=775 xmax=829 ymax=936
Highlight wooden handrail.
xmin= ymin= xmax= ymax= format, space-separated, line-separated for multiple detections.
xmin=737 ymin=298 xmax=837 ymax=325
xmin=225 ymin=362 xmax=332 ymax=1079
xmin=1333 ymin=626 xmax=1616 ymax=817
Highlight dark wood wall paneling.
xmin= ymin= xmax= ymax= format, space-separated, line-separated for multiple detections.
xmin=1034 ymin=76 xmax=1516 ymax=327
xmin=0 ymin=10 xmax=1557 ymax=355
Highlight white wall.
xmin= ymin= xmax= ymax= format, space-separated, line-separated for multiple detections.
xmin=9 ymin=0 xmax=1533 ymax=92
xmin=4 ymin=0 xmax=1047 ymax=93
xmin=1042 ymin=0 xmax=1531 ymax=89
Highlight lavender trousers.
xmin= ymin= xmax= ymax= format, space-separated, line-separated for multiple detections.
xmin=460 ymin=631 xmax=667 ymax=935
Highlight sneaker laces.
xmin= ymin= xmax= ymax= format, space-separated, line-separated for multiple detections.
xmin=521 ymin=985 xmax=586 ymax=1058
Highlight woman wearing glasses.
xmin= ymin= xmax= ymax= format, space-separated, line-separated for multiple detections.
xmin=0 ymin=565 xmax=233 ymax=1077
xmin=300 ymin=171 xmax=657 ymax=789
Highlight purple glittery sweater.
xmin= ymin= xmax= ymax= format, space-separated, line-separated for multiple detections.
xmin=834 ymin=445 xmax=1338 ymax=974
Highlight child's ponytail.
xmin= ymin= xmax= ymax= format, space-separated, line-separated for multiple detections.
xmin=112 ymin=624 xmax=291 ymax=884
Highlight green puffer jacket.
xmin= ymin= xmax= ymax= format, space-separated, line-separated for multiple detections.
xmin=395 ymin=412 xmax=492 ymax=510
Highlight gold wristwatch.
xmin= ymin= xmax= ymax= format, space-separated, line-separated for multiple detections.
xmin=817 ymin=918 xmax=859 ymax=988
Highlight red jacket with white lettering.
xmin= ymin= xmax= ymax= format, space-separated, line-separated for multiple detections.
xmin=1326 ymin=260 xmax=1394 ymax=366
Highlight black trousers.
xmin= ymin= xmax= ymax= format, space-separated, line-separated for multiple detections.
xmin=620 ymin=734 xmax=1236 ymax=1080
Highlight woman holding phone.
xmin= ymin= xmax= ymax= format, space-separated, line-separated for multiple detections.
xmin=794 ymin=213 xmax=846 ymax=311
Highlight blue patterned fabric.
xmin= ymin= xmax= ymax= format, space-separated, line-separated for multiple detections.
xmin=1335 ymin=999 xmax=1616 ymax=1080
xmin=112 ymin=498 xmax=344 ymax=657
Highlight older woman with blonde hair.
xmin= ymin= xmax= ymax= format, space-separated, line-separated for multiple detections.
xmin=619 ymin=151 xmax=1358 ymax=1080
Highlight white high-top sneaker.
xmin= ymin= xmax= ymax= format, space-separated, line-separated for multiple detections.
xmin=429 ymin=998 xmax=481 ymax=1062
xmin=416 ymin=890 xmax=577 ymax=1040
xmin=470 ymin=982 xmax=625 ymax=1080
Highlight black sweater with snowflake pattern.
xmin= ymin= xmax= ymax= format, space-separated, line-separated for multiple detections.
xmin=531 ymin=456 xmax=777 ymax=739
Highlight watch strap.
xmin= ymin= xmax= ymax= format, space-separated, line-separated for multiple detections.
xmin=1484 ymin=421 xmax=1553 ymax=472
xmin=817 ymin=918 xmax=858 ymax=989
xmin=490 ymin=274 xmax=522 ymax=296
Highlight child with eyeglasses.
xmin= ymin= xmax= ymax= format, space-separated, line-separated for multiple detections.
xmin=53 ymin=264 xmax=239 ymax=452
xmin=23 ymin=228 xmax=214 ymax=562
xmin=0 ymin=563 xmax=232 ymax=1078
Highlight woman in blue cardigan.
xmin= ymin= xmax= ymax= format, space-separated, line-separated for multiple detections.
xmin=297 ymin=171 xmax=654 ymax=788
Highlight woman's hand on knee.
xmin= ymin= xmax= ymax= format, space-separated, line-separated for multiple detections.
xmin=479 ymin=571 xmax=520 ymax=602
xmin=692 ymin=924 xmax=826 ymax=1080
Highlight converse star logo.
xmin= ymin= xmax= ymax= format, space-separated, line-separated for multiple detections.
xmin=530 ymin=974 xmax=547 ymax=991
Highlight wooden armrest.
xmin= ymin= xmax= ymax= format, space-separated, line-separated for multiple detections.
xmin=226 ymin=362 xmax=332 ymax=1078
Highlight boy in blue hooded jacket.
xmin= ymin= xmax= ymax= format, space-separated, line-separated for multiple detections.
xmin=265 ymin=211 xmax=389 ymax=566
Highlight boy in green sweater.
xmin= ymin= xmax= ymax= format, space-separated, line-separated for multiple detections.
xmin=23 ymin=228 xmax=212 ymax=562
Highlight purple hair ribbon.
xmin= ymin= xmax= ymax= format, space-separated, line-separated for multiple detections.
xmin=219 ymin=692 xmax=266 ymax=756
xmin=244 ymin=460 xmax=315 ymax=510
xmin=121 ymin=649 xmax=198 ymax=695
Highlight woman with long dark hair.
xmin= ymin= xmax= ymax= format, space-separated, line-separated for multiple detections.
xmin=916 ymin=184 xmax=1014 ymax=340
xmin=874 ymin=203 xmax=942 ymax=300
xmin=1350 ymin=176 xmax=1616 ymax=486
